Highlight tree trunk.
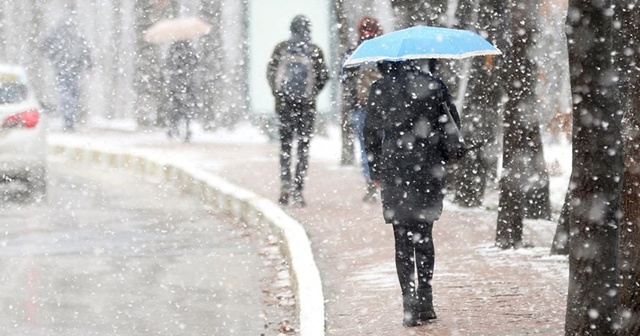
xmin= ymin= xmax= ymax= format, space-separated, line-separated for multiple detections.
xmin=332 ymin=0 xmax=355 ymax=165
xmin=199 ymin=0 xmax=224 ymax=130
xmin=619 ymin=115 xmax=640 ymax=334
xmin=564 ymin=0 xmax=624 ymax=334
xmin=617 ymin=1 xmax=640 ymax=334
xmin=0 ymin=2 xmax=5 ymax=60
xmin=133 ymin=0 xmax=159 ymax=127
xmin=522 ymin=125 xmax=552 ymax=220
xmin=106 ymin=0 xmax=121 ymax=120
xmin=495 ymin=1 xmax=533 ymax=249
xmin=26 ymin=0 xmax=46 ymax=98
xmin=111 ymin=0 xmax=132 ymax=120
xmin=390 ymin=0 xmax=448 ymax=29
xmin=96 ymin=0 xmax=117 ymax=121
xmin=133 ymin=0 xmax=170 ymax=127
xmin=453 ymin=0 xmax=504 ymax=208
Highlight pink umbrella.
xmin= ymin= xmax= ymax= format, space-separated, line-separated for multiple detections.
xmin=144 ymin=17 xmax=212 ymax=44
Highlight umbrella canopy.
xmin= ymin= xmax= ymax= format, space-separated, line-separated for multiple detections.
xmin=144 ymin=17 xmax=212 ymax=44
xmin=344 ymin=25 xmax=501 ymax=68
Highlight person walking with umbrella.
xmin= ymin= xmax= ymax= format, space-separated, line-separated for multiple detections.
xmin=267 ymin=15 xmax=329 ymax=207
xmin=350 ymin=25 xmax=499 ymax=327
xmin=165 ymin=40 xmax=198 ymax=142
xmin=364 ymin=59 xmax=466 ymax=327
xmin=143 ymin=17 xmax=212 ymax=141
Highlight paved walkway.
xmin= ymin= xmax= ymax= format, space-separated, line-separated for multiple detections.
xmin=53 ymin=126 xmax=568 ymax=335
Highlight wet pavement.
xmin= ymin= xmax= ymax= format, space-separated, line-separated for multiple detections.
xmin=0 ymin=158 xmax=288 ymax=335
xmin=50 ymin=127 xmax=569 ymax=335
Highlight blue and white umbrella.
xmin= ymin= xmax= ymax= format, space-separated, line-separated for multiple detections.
xmin=344 ymin=25 xmax=501 ymax=68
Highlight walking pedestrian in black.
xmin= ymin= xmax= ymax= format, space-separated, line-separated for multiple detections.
xmin=364 ymin=60 xmax=466 ymax=327
xmin=166 ymin=40 xmax=199 ymax=142
xmin=267 ymin=15 xmax=329 ymax=207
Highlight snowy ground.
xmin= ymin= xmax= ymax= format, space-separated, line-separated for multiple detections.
xmin=47 ymin=116 xmax=573 ymax=334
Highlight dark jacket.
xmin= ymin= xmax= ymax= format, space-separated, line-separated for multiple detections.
xmin=364 ymin=63 xmax=463 ymax=224
xmin=266 ymin=37 xmax=329 ymax=107
xmin=166 ymin=41 xmax=198 ymax=115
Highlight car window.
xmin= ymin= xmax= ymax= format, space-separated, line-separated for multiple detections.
xmin=0 ymin=73 xmax=28 ymax=104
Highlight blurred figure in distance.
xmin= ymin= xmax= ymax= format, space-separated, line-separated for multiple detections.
xmin=165 ymin=40 xmax=199 ymax=142
xmin=42 ymin=9 xmax=92 ymax=131
xmin=341 ymin=16 xmax=384 ymax=202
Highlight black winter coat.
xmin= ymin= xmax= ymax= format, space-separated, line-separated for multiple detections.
xmin=166 ymin=41 xmax=199 ymax=116
xmin=364 ymin=64 xmax=463 ymax=225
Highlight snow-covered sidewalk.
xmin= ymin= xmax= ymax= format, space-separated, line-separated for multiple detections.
xmin=49 ymin=124 xmax=569 ymax=335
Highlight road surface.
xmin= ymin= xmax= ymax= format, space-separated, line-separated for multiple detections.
xmin=0 ymin=156 xmax=292 ymax=335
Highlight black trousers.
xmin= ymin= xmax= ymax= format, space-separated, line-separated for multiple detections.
xmin=168 ymin=92 xmax=195 ymax=136
xmin=276 ymin=98 xmax=315 ymax=192
xmin=392 ymin=222 xmax=435 ymax=308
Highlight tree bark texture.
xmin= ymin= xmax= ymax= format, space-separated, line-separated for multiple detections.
xmin=564 ymin=0 xmax=624 ymax=334
xmin=0 ymin=3 xmax=5 ymax=60
xmin=453 ymin=0 xmax=504 ymax=208
xmin=105 ymin=0 xmax=122 ymax=120
xmin=619 ymin=119 xmax=640 ymax=334
xmin=617 ymin=1 xmax=640 ymax=334
xmin=332 ymin=0 xmax=355 ymax=165
xmin=496 ymin=1 xmax=542 ymax=249
xmin=390 ymin=0 xmax=448 ymax=29
xmin=26 ymin=0 xmax=46 ymax=99
xmin=522 ymin=124 xmax=552 ymax=220
xmin=199 ymin=0 xmax=224 ymax=130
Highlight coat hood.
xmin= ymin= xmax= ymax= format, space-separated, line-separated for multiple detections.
xmin=290 ymin=15 xmax=311 ymax=42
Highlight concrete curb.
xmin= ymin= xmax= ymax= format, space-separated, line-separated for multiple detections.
xmin=49 ymin=142 xmax=325 ymax=336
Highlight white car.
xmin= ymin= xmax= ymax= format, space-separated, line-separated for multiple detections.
xmin=0 ymin=65 xmax=46 ymax=199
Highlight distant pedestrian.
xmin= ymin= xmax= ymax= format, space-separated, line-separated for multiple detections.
xmin=267 ymin=15 xmax=329 ymax=207
xmin=165 ymin=40 xmax=199 ymax=142
xmin=42 ymin=11 xmax=92 ymax=131
xmin=341 ymin=16 xmax=384 ymax=202
xmin=364 ymin=60 xmax=466 ymax=327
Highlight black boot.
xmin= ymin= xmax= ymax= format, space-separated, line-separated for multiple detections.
xmin=402 ymin=294 xmax=420 ymax=327
xmin=278 ymin=185 xmax=290 ymax=205
xmin=417 ymin=288 xmax=437 ymax=322
xmin=418 ymin=308 xmax=437 ymax=321
xmin=291 ymin=189 xmax=306 ymax=208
